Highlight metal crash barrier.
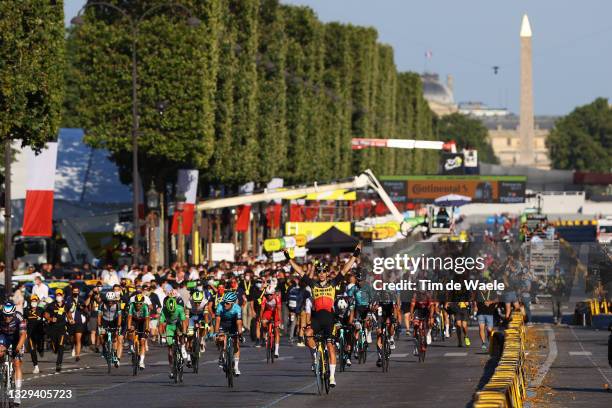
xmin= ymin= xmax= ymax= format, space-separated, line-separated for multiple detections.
xmin=474 ymin=313 xmax=527 ymax=408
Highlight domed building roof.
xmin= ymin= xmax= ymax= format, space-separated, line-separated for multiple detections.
xmin=420 ymin=73 xmax=457 ymax=116
xmin=422 ymin=73 xmax=454 ymax=105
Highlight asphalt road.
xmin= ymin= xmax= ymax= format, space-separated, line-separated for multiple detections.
xmin=18 ymin=327 xmax=493 ymax=408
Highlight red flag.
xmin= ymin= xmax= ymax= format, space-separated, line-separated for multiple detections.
xmin=235 ymin=205 xmax=251 ymax=232
xmin=22 ymin=143 xmax=58 ymax=237
xmin=266 ymin=203 xmax=282 ymax=229
xmin=171 ymin=169 xmax=199 ymax=235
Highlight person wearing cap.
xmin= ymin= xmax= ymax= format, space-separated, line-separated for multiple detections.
xmin=25 ymin=294 xmax=45 ymax=374
xmin=44 ymin=288 xmax=72 ymax=372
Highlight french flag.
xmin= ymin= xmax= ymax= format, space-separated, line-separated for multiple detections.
xmin=22 ymin=143 xmax=58 ymax=237
xmin=171 ymin=169 xmax=198 ymax=235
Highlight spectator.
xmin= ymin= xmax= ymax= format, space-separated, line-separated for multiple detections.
xmin=12 ymin=282 xmax=25 ymax=314
xmin=141 ymin=267 xmax=156 ymax=283
xmin=32 ymin=276 xmax=49 ymax=300
xmin=548 ymin=266 xmax=566 ymax=325
xmin=102 ymin=266 xmax=120 ymax=287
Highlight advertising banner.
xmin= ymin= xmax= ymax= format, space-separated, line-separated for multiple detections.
xmin=380 ymin=176 xmax=526 ymax=203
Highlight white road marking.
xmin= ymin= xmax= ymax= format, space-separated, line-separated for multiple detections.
xmin=444 ymin=352 xmax=467 ymax=357
xmin=392 ymin=353 xmax=409 ymax=358
xmin=530 ymin=325 xmax=557 ymax=388
xmin=569 ymin=325 xmax=612 ymax=385
xmin=569 ymin=351 xmax=592 ymax=356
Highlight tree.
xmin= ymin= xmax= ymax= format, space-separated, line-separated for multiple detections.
xmin=0 ymin=0 xmax=65 ymax=289
xmin=435 ymin=112 xmax=499 ymax=164
xmin=547 ymin=98 xmax=612 ymax=171
xmin=63 ymin=0 xmax=220 ymax=190
xmin=1 ymin=0 xmax=65 ymax=151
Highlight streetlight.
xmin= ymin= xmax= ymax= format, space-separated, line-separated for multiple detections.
xmin=175 ymin=194 xmax=186 ymax=265
xmin=71 ymin=2 xmax=200 ymax=265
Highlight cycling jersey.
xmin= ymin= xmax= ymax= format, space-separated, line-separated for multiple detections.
xmin=98 ymin=302 xmax=121 ymax=322
xmin=160 ymin=305 xmax=186 ymax=325
xmin=261 ymin=293 xmax=281 ymax=323
xmin=354 ymin=282 xmax=375 ymax=307
xmin=302 ymin=275 xmax=343 ymax=313
xmin=128 ymin=303 xmax=150 ymax=321
xmin=215 ymin=303 xmax=242 ymax=323
xmin=0 ymin=313 xmax=26 ymax=336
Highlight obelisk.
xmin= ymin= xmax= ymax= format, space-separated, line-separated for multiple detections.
xmin=519 ymin=14 xmax=534 ymax=166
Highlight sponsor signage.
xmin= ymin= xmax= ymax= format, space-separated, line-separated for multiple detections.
xmin=440 ymin=153 xmax=465 ymax=175
xmin=380 ymin=176 xmax=526 ymax=204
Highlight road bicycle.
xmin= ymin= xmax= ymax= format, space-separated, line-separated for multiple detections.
xmin=101 ymin=327 xmax=118 ymax=374
xmin=129 ymin=329 xmax=146 ymax=376
xmin=336 ymin=324 xmax=352 ymax=372
xmin=413 ymin=317 xmax=428 ymax=363
xmin=264 ymin=320 xmax=275 ymax=364
xmin=380 ymin=323 xmax=391 ymax=372
xmin=0 ymin=345 xmax=15 ymax=408
xmin=220 ymin=332 xmax=240 ymax=388
xmin=310 ymin=334 xmax=330 ymax=395
xmin=354 ymin=319 xmax=368 ymax=364
xmin=171 ymin=338 xmax=184 ymax=384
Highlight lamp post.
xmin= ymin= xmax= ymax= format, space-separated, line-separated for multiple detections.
xmin=71 ymin=2 xmax=200 ymax=265
xmin=176 ymin=194 xmax=186 ymax=266
xmin=146 ymin=183 xmax=160 ymax=269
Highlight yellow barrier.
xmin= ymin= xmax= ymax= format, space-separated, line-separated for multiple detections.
xmin=587 ymin=298 xmax=611 ymax=316
xmin=474 ymin=313 xmax=527 ymax=408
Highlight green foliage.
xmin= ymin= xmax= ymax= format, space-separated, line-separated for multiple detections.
xmin=435 ymin=112 xmax=499 ymax=164
xmin=0 ymin=0 xmax=65 ymax=150
xmin=64 ymin=0 xmax=448 ymax=189
xmin=547 ymin=98 xmax=612 ymax=171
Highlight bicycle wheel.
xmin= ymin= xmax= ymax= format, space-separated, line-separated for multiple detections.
xmin=132 ymin=336 xmax=139 ymax=376
xmin=192 ymin=335 xmax=200 ymax=374
xmin=338 ymin=333 xmax=345 ymax=372
xmin=226 ymin=338 xmax=234 ymax=388
xmin=362 ymin=332 xmax=368 ymax=364
xmin=0 ymin=364 xmax=7 ymax=408
xmin=313 ymin=347 xmax=322 ymax=396
xmin=268 ymin=324 xmax=275 ymax=364
xmin=418 ymin=327 xmax=427 ymax=363
xmin=323 ymin=350 xmax=330 ymax=395
xmin=105 ymin=338 xmax=112 ymax=374
xmin=172 ymin=344 xmax=179 ymax=384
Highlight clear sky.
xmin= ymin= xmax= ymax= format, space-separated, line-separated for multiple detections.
xmin=64 ymin=0 xmax=612 ymax=115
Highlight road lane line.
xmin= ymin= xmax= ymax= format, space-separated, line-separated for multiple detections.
xmin=569 ymin=325 xmax=612 ymax=385
xmin=568 ymin=351 xmax=592 ymax=356
xmin=260 ymin=381 xmax=317 ymax=408
xmin=444 ymin=352 xmax=467 ymax=357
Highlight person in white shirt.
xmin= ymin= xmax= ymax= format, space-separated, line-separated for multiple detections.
xmin=126 ymin=267 xmax=139 ymax=282
xmin=102 ymin=268 xmax=120 ymax=287
xmin=32 ymin=276 xmax=49 ymax=300
xmin=141 ymin=270 xmax=156 ymax=284
xmin=187 ymin=267 xmax=199 ymax=281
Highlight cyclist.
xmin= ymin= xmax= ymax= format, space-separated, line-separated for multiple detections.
xmin=373 ymin=289 xmax=398 ymax=367
xmin=126 ymin=294 xmax=150 ymax=370
xmin=353 ymin=275 xmax=375 ymax=344
xmin=259 ymin=285 xmax=281 ymax=358
xmin=0 ymin=302 xmax=27 ymax=407
xmin=25 ymin=294 xmax=45 ymax=374
xmin=159 ymin=297 xmax=188 ymax=379
xmin=97 ymin=291 xmax=122 ymax=367
xmin=284 ymin=242 xmax=361 ymax=387
xmin=213 ymin=291 xmax=244 ymax=376
xmin=334 ymin=293 xmax=355 ymax=366
xmin=44 ymin=288 xmax=72 ymax=372
xmin=185 ymin=290 xmax=212 ymax=367
xmin=409 ymin=292 xmax=434 ymax=356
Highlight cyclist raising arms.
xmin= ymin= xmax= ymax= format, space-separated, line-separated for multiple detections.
xmin=214 ymin=292 xmax=244 ymax=376
xmin=0 ymin=302 xmax=27 ymax=407
xmin=284 ymin=242 xmax=362 ymax=388
xmin=126 ymin=294 xmax=150 ymax=369
xmin=260 ymin=285 xmax=282 ymax=358
xmin=159 ymin=297 xmax=188 ymax=379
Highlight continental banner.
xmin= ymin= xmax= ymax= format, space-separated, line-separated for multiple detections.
xmin=380 ymin=175 xmax=526 ymax=204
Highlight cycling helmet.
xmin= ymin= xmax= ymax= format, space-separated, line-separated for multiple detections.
xmin=2 ymin=302 xmax=16 ymax=316
xmin=265 ymin=286 xmax=275 ymax=295
xmin=106 ymin=291 xmax=117 ymax=301
xmin=30 ymin=294 xmax=40 ymax=302
xmin=134 ymin=294 xmax=145 ymax=304
xmin=165 ymin=297 xmax=177 ymax=312
xmin=337 ymin=298 xmax=349 ymax=311
xmin=192 ymin=291 xmax=204 ymax=303
xmin=222 ymin=292 xmax=237 ymax=304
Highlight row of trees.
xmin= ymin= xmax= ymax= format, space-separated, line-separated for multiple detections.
xmin=547 ymin=98 xmax=612 ymax=172
xmin=62 ymin=0 xmax=441 ymax=190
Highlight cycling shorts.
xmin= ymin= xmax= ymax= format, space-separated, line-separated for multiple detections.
xmin=376 ymin=303 xmax=395 ymax=326
xmin=355 ymin=305 xmax=370 ymax=321
xmin=261 ymin=309 xmax=280 ymax=325
xmin=310 ymin=310 xmax=334 ymax=341
xmin=165 ymin=324 xmax=182 ymax=346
